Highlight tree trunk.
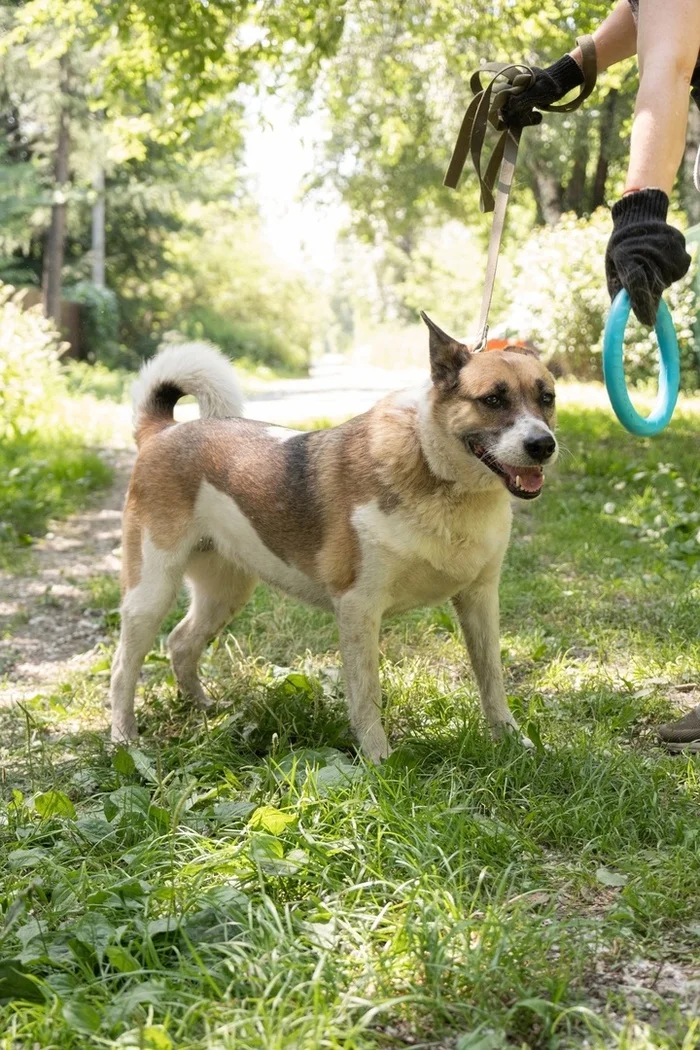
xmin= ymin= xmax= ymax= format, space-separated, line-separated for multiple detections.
xmin=43 ymin=56 xmax=71 ymax=324
xmin=91 ymin=166 xmax=106 ymax=287
xmin=565 ymin=119 xmax=590 ymax=216
xmin=590 ymin=89 xmax=619 ymax=212
xmin=532 ymin=167 xmax=563 ymax=225
xmin=683 ymin=101 xmax=700 ymax=227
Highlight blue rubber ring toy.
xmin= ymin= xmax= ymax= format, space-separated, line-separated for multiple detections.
xmin=602 ymin=289 xmax=680 ymax=437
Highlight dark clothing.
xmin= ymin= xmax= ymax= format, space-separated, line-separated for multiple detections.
xmin=605 ymin=189 xmax=691 ymax=325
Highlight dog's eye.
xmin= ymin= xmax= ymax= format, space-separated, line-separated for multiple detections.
xmin=481 ymin=394 xmax=504 ymax=409
xmin=540 ymin=391 xmax=555 ymax=406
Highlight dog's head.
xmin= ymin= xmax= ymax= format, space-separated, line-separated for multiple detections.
xmin=420 ymin=312 xmax=557 ymax=500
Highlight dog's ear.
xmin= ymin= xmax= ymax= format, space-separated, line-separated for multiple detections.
xmin=420 ymin=311 xmax=469 ymax=389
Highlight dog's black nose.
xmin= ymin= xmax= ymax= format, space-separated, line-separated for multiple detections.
xmin=524 ymin=434 xmax=556 ymax=462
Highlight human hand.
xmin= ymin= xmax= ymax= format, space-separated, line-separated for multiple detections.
xmin=605 ymin=189 xmax=691 ymax=327
xmin=501 ymin=55 xmax=584 ymax=129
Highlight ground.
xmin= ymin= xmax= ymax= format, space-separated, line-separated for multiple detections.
xmin=1 ymin=365 xmax=700 ymax=1050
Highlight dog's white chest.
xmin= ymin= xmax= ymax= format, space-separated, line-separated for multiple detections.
xmin=352 ymin=498 xmax=511 ymax=610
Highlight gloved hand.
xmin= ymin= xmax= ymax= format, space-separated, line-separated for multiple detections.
xmin=501 ymin=54 xmax=584 ymax=128
xmin=605 ymin=189 xmax=691 ymax=327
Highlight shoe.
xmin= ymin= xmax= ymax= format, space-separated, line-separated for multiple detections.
xmin=658 ymin=705 xmax=700 ymax=752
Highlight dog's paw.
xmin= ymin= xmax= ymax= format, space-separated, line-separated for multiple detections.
xmin=111 ymin=719 xmax=138 ymax=745
xmin=177 ymin=679 xmax=214 ymax=711
xmin=490 ymin=721 xmax=539 ymax=752
xmin=360 ymin=728 xmax=393 ymax=765
xmin=489 ymin=718 xmax=519 ymax=741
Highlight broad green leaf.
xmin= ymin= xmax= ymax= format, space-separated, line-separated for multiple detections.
xmin=69 ymin=913 xmax=115 ymax=962
xmin=524 ymin=720 xmax=545 ymax=755
xmin=147 ymin=916 xmax=180 ymax=938
xmin=281 ymin=671 xmax=316 ymax=695
xmin=62 ymin=1000 xmax=102 ymax=1033
xmin=75 ymin=816 xmax=115 ymax=844
xmin=0 ymin=960 xmax=44 ymax=1003
xmin=7 ymin=848 xmax=47 ymax=870
xmin=107 ymin=785 xmax=151 ymax=821
xmin=105 ymin=945 xmax=141 ymax=973
xmin=113 ymin=747 xmax=137 ymax=775
xmin=596 ymin=867 xmax=628 ymax=888
xmin=250 ymin=805 xmax=297 ymax=835
xmin=141 ymin=1028 xmax=173 ymax=1050
xmin=212 ymin=800 xmax=256 ymax=824
xmin=34 ymin=789 xmax=75 ymax=819
xmin=202 ymin=886 xmax=249 ymax=912
xmin=131 ymin=748 xmax=158 ymax=783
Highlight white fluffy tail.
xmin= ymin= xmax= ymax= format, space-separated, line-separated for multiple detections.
xmin=131 ymin=342 xmax=244 ymax=446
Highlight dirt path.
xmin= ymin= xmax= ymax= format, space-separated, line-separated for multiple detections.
xmin=0 ymin=359 xmax=425 ymax=707
xmin=0 ymin=448 xmax=133 ymax=705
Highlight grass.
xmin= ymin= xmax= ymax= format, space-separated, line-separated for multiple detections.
xmin=2 ymin=403 xmax=700 ymax=1049
xmin=0 ymin=431 xmax=112 ymax=566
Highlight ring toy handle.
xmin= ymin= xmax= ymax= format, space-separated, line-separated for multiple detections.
xmin=602 ymin=290 xmax=680 ymax=437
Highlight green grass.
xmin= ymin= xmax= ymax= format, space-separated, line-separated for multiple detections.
xmin=2 ymin=405 xmax=700 ymax=1049
xmin=0 ymin=432 xmax=113 ymax=566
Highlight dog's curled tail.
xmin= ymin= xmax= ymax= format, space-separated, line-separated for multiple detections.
xmin=131 ymin=342 xmax=244 ymax=447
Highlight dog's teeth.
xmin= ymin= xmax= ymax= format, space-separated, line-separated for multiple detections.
xmin=542 ymin=473 xmax=546 ymax=480
xmin=515 ymin=475 xmax=521 ymax=488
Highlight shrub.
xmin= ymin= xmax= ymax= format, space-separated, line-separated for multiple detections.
xmin=63 ymin=281 xmax=137 ymax=369
xmin=0 ymin=285 xmax=67 ymax=437
xmin=167 ymin=215 xmax=328 ymax=374
xmin=177 ymin=304 xmax=308 ymax=373
xmin=504 ymin=210 xmax=699 ymax=388
xmin=0 ymin=283 xmax=112 ymax=558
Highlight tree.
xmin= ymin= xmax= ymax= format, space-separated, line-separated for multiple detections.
xmin=43 ymin=53 xmax=71 ymax=321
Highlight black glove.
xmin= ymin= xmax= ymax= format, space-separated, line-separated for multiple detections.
xmin=501 ymin=55 xmax=584 ymax=129
xmin=605 ymin=189 xmax=691 ymax=327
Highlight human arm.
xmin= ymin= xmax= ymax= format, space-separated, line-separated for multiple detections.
xmin=502 ymin=0 xmax=637 ymax=128
xmin=605 ymin=0 xmax=700 ymax=325
xmin=626 ymin=0 xmax=700 ymax=194
xmin=570 ymin=1 xmax=637 ymax=76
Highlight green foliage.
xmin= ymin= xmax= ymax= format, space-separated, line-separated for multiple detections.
xmin=63 ymin=281 xmax=124 ymax=367
xmin=504 ymin=211 xmax=700 ymax=386
xmin=171 ymin=215 xmax=327 ymax=372
xmin=0 ymin=432 xmax=111 ymax=558
xmin=0 ymin=285 xmax=65 ymax=437
xmin=0 ymin=283 xmax=112 ymax=558
xmin=62 ymin=360 xmax=131 ymax=402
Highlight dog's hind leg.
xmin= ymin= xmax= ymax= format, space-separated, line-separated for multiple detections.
xmin=109 ymin=533 xmax=185 ymax=743
xmin=168 ymin=551 xmax=257 ymax=708
xmin=335 ymin=593 xmax=390 ymax=763
xmin=452 ymin=581 xmax=519 ymax=739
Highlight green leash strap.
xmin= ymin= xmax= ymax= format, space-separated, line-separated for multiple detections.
xmin=444 ymin=36 xmax=597 ymax=210
xmin=443 ymin=36 xmax=597 ymax=349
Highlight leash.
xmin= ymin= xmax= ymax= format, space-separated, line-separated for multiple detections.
xmin=444 ymin=37 xmax=597 ymax=350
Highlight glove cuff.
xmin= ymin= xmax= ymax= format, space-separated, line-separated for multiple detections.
xmin=546 ymin=54 xmax=585 ymax=96
xmin=611 ymin=188 xmax=669 ymax=227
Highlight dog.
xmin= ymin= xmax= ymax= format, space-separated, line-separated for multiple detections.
xmin=109 ymin=315 xmax=557 ymax=761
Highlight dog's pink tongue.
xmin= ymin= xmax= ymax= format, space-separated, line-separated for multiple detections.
xmin=502 ymin=465 xmax=544 ymax=492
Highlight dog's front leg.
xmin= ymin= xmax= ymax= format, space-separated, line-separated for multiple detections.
xmin=452 ymin=582 xmax=519 ymax=740
xmin=335 ymin=594 xmax=390 ymax=763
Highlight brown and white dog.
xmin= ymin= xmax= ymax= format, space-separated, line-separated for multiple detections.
xmin=109 ymin=316 xmax=557 ymax=761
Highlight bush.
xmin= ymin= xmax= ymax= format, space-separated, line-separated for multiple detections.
xmin=177 ymin=304 xmax=308 ymax=373
xmin=63 ymin=281 xmax=137 ymax=369
xmin=503 ymin=210 xmax=699 ymax=388
xmin=0 ymin=285 xmax=67 ymax=437
xmin=167 ymin=215 xmax=328 ymax=374
xmin=0 ymin=283 xmax=112 ymax=558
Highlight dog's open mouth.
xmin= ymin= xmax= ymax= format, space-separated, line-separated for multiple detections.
xmin=469 ymin=441 xmax=544 ymax=500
